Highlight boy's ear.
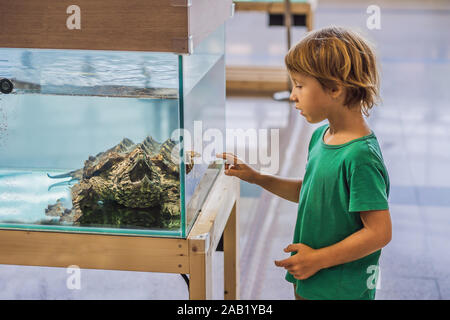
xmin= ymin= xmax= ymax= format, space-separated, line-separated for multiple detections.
xmin=329 ymin=85 xmax=345 ymax=100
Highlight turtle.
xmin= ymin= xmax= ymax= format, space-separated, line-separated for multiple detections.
xmin=45 ymin=136 xmax=198 ymax=226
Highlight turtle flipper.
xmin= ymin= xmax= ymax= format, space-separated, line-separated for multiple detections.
xmin=47 ymin=172 xmax=72 ymax=179
xmin=47 ymin=169 xmax=82 ymax=180
xmin=48 ymin=178 xmax=79 ymax=191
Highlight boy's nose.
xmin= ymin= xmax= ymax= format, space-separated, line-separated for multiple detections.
xmin=289 ymin=90 xmax=296 ymax=102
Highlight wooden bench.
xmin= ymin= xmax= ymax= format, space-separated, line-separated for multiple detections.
xmin=227 ymin=0 xmax=315 ymax=95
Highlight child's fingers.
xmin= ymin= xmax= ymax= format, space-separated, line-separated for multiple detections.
xmin=216 ymin=152 xmax=243 ymax=165
xmin=225 ymin=164 xmax=237 ymax=171
xmin=274 ymin=257 xmax=292 ymax=268
xmin=274 ymin=260 xmax=283 ymax=267
xmin=222 ymin=153 xmax=239 ymax=164
xmin=284 ymin=244 xmax=300 ymax=253
xmin=225 ymin=167 xmax=242 ymax=178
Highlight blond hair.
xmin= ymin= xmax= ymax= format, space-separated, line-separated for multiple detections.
xmin=285 ymin=26 xmax=380 ymax=116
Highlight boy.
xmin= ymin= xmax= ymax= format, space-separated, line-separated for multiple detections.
xmin=217 ymin=26 xmax=391 ymax=300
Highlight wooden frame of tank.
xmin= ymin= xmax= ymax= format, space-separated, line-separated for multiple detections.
xmin=0 ymin=173 xmax=240 ymax=300
xmin=0 ymin=0 xmax=233 ymax=54
xmin=226 ymin=0 xmax=314 ymax=95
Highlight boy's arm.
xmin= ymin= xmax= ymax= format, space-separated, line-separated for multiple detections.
xmin=275 ymin=209 xmax=392 ymax=280
xmin=255 ymin=174 xmax=302 ymax=203
xmin=316 ymin=209 xmax=392 ymax=269
xmin=217 ymin=152 xmax=302 ymax=203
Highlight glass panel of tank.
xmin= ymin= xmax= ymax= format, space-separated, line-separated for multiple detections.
xmin=0 ymin=24 xmax=225 ymax=238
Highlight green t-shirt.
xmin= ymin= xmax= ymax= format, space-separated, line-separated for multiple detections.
xmin=286 ymin=124 xmax=390 ymax=300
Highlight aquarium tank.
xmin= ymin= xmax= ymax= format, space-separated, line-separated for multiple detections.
xmin=0 ymin=20 xmax=227 ymax=238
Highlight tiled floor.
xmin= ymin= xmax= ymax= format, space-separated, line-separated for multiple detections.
xmin=1 ymin=0 xmax=449 ymax=299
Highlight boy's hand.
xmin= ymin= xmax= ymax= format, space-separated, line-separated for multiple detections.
xmin=216 ymin=152 xmax=260 ymax=184
xmin=274 ymin=243 xmax=324 ymax=280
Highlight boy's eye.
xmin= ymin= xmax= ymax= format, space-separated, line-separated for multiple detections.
xmin=296 ymin=85 xmax=302 ymax=89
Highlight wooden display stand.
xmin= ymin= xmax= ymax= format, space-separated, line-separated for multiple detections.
xmin=226 ymin=0 xmax=314 ymax=95
xmin=0 ymin=0 xmax=237 ymax=300
xmin=0 ymin=173 xmax=240 ymax=300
